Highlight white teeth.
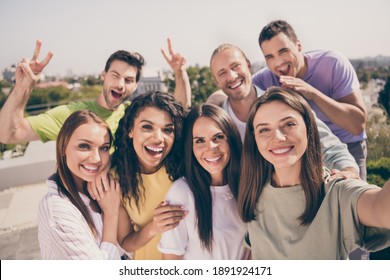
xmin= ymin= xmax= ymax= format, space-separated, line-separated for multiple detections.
xmin=205 ymin=156 xmax=221 ymax=162
xmin=272 ymin=147 xmax=291 ymax=154
xmin=146 ymin=146 xmax=163 ymax=152
xmin=82 ymin=165 xmax=99 ymax=172
xmin=278 ymin=65 xmax=289 ymax=75
xmin=228 ymin=79 xmax=243 ymax=89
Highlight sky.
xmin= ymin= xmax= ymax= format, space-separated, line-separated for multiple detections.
xmin=1 ymin=0 xmax=389 ymax=77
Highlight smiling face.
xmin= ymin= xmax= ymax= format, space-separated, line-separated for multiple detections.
xmin=260 ymin=32 xmax=306 ymax=79
xmin=252 ymin=100 xmax=307 ymax=174
xmin=192 ymin=117 xmax=230 ymax=186
xmin=210 ymin=47 xmax=253 ymax=101
xmin=100 ymin=60 xmax=138 ymax=110
xmin=65 ymin=122 xmax=111 ymax=190
xmin=129 ymin=106 xmax=175 ymax=174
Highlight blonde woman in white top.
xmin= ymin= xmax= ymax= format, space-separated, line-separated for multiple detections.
xmin=38 ymin=110 xmax=121 ymax=259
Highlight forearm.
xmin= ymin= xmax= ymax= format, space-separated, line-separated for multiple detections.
xmin=0 ymin=84 xmax=34 ymax=143
xmin=311 ymin=91 xmax=366 ymax=135
xmin=373 ymin=180 xmax=390 ymax=229
xmin=317 ymin=116 xmax=359 ymax=171
xmin=101 ymin=213 xmax=119 ymax=245
xmin=172 ymin=68 xmax=191 ymax=111
xmin=120 ymin=221 xmax=157 ymax=253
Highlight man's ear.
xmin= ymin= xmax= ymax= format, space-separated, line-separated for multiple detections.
xmin=296 ymin=40 xmax=302 ymax=52
xmin=100 ymin=71 xmax=106 ymax=81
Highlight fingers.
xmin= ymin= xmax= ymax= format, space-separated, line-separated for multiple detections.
xmin=161 ymin=48 xmax=170 ymax=62
xmin=32 ymin=40 xmax=42 ymax=61
xmin=40 ymin=51 xmax=54 ymax=68
xmin=18 ymin=60 xmax=35 ymax=79
xmin=167 ymin=37 xmax=173 ymax=55
xmin=30 ymin=39 xmax=53 ymax=72
xmin=87 ymin=179 xmax=103 ymax=201
xmin=152 ymin=202 xmax=187 ymax=233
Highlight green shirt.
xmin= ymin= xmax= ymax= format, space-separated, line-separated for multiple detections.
xmin=246 ymin=177 xmax=390 ymax=259
xmin=27 ymin=100 xmax=130 ymax=142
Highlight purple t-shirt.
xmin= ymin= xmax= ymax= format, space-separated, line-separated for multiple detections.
xmin=252 ymin=50 xmax=366 ymax=144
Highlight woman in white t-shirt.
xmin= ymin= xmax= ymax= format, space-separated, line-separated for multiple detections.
xmin=158 ymin=103 xmax=249 ymax=259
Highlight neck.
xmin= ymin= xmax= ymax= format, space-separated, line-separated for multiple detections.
xmin=96 ymin=93 xmax=113 ymax=111
xmin=229 ymin=85 xmax=257 ymax=122
xmin=210 ymin=172 xmax=224 ymax=186
xmin=296 ymin=55 xmax=308 ymax=79
xmin=272 ymin=167 xmax=301 ymax=188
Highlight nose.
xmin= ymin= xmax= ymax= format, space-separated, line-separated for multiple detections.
xmin=90 ymin=149 xmax=101 ymax=163
xmin=117 ymin=77 xmax=124 ymax=90
xmin=226 ymin=69 xmax=238 ymax=81
xmin=273 ymin=129 xmax=286 ymax=141
xmin=207 ymin=140 xmax=219 ymax=150
xmin=154 ymin=129 xmax=164 ymax=141
xmin=274 ymin=54 xmax=285 ymax=68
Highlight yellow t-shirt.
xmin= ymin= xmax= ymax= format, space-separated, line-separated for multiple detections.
xmin=123 ymin=167 xmax=173 ymax=260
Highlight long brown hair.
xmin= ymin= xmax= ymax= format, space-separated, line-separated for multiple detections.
xmin=238 ymin=87 xmax=324 ymax=225
xmin=55 ymin=110 xmax=113 ymax=236
xmin=183 ymin=103 xmax=242 ymax=251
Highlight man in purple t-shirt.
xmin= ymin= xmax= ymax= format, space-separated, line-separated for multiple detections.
xmin=252 ymin=20 xmax=367 ymax=181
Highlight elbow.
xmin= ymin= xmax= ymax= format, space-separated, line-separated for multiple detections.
xmin=0 ymin=133 xmax=13 ymax=144
xmin=350 ymin=122 xmax=366 ymax=136
xmin=349 ymin=114 xmax=366 ymax=136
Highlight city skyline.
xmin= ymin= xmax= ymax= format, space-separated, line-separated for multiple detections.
xmin=1 ymin=0 xmax=390 ymax=76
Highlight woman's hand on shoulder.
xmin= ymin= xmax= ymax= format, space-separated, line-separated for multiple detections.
xmin=150 ymin=201 xmax=187 ymax=236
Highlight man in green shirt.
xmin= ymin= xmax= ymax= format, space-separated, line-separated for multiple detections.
xmin=0 ymin=39 xmax=190 ymax=144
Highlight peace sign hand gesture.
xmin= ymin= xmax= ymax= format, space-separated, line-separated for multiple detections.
xmin=16 ymin=40 xmax=53 ymax=89
xmin=161 ymin=38 xmax=186 ymax=74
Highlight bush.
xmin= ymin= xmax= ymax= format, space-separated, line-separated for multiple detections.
xmin=366 ymin=157 xmax=390 ymax=186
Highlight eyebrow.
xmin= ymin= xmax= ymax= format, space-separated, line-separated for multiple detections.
xmin=76 ymin=139 xmax=110 ymax=145
xmin=139 ymin=119 xmax=174 ymax=127
xmin=109 ymin=70 xmax=136 ymax=79
xmin=193 ymin=131 xmax=224 ymax=140
xmin=255 ymin=116 xmax=296 ymax=128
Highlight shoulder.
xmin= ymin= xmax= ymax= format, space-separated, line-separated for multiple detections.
xmin=165 ymin=177 xmax=193 ymax=204
xmin=39 ymin=180 xmax=82 ymax=222
xmin=325 ymin=177 xmax=380 ymax=197
xmin=169 ymin=177 xmax=191 ymax=194
xmin=305 ymin=50 xmax=350 ymax=65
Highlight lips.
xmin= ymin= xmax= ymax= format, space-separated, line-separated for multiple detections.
xmin=270 ymin=146 xmax=293 ymax=155
xmin=111 ymin=90 xmax=123 ymax=100
xmin=228 ymin=79 xmax=243 ymax=90
xmin=145 ymin=145 xmax=164 ymax=157
xmin=204 ymin=155 xmax=222 ymax=165
xmin=81 ymin=164 xmax=100 ymax=173
xmin=277 ymin=64 xmax=290 ymax=76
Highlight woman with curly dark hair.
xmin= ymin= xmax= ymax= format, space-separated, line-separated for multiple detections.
xmin=113 ymin=90 xmax=187 ymax=260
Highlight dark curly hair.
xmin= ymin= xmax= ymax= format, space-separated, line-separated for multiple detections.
xmin=112 ymin=90 xmax=184 ymax=211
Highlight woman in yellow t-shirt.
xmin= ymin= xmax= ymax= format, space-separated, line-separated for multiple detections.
xmin=112 ymin=90 xmax=186 ymax=260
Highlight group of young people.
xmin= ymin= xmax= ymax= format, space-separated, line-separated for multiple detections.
xmin=1 ymin=20 xmax=389 ymax=260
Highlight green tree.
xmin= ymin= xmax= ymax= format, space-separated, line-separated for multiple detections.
xmin=164 ymin=66 xmax=218 ymax=109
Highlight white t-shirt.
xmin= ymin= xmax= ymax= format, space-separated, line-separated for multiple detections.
xmin=158 ymin=177 xmax=246 ymax=259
